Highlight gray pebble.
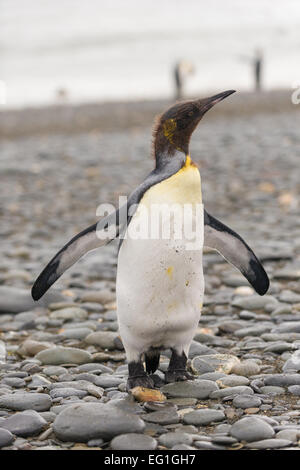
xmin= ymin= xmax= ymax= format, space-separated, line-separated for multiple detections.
xmin=287 ymin=385 xmax=300 ymax=396
xmin=43 ymin=366 xmax=67 ymax=376
xmin=183 ymin=409 xmax=225 ymax=426
xmin=142 ymin=410 xmax=180 ymax=425
xmin=232 ymin=394 xmax=262 ymax=409
xmin=111 ymin=433 xmax=157 ymax=450
xmin=245 ymin=438 xmax=293 ymax=449
xmin=210 ymin=386 xmax=254 ymax=399
xmin=230 ymin=417 xmax=275 ymax=442
xmin=53 ymin=402 xmax=145 ymax=442
xmin=260 ymin=386 xmax=285 ymax=395
xmin=0 ymin=392 xmax=52 ymax=411
xmin=35 ymin=346 xmax=93 ymax=365
xmin=276 ymin=429 xmax=300 ymax=442
xmin=161 ymin=380 xmax=218 ymax=399
xmin=158 ymin=432 xmax=193 ymax=448
xmin=50 ymin=387 xmax=88 ymax=399
xmin=264 ymin=374 xmax=300 ymax=387
xmin=0 ymin=410 xmax=47 ymax=437
xmin=0 ymin=428 xmax=14 ymax=448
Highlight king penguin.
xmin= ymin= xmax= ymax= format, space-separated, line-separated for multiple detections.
xmin=31 ymin=90 xmax=269 ymax=390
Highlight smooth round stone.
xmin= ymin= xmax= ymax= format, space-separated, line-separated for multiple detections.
xmin=93 ymin=375 xmax=125 ymax=388
xmin=60 ymin=328 xmax=92 ymax=340
xmin=49 ymin=307 xmax=88 ymax=321
xmin=0 ymin=392 xmax=52 ymax=411
xmin=0 ymin=410 xmax=47 ymax=437
xmin=191 ymin=354 xmax=240 ymax=375
xmin=50 ymin=388 xmax=88 ymax=399
xmin=245 ymin=438 xmax=293 ymax=449
xmin=38 ymin=411 xmax=56 ymax=423
xmin=142 ymin=410 xmax=180 ymax=425
xmin=232 ymin=394 xmax=262 ymax=409
xmin=264 ymin=342 xmax=295 ymax=353
xmin=234 ymin=325 xmax=272 ymax=338
xmin=260 ymin=386 xmax=285 ymax=395
xmin=264 ymin=374 xmax=300 ymax=387
xmin=111 ymin=433 xmax=157 ymax=450
xmin=231 ymin=295 xmax=277 ymax=310
xmin=35 ymin=347 xmax=93 ymax=365
xmin=75 ymin=373 xmax=100 ymax=384
xmin=158 ymin=432 xmax=193 ymax=448
xmin=211 ymin=436 xmax=238 ymax=445
xmin=1 ymin=377 xmax=26 ymax=388
xmin=143 ymin=401 xmax=177 ymax=412
xmin=230 ymin=417 xmax=275 ymax=442
xmin=288 ymin=385 xmax=300 ymax=396
xmin=0 ymin=286 xmax=65 ymax=313
xmin=276 ymin=429 xmax=300 ymax=442
xmin=43 ymin=366 xmax=67 ymax=376
xmin=167 ymin=398 xmax=197 ymax=407
xmin=87 ymin=438 xmax=104 ymax=447
xmin=188 ymin=341 xmax=215 ymax=358
xmin=216 ymin=375 xmax=250 ymax=388
xmin=198 ymin=372 xmax=227 ymax=381
xmin=183 ymin=409 xmax=225 ymax=426
xmin=274 ymin=321 xmax=300 ymax=333
xmin=283 ymin=350 xmax=300 ymax=372
xmin=18 ymin=339 xmax=53 ymax=358
xmin=210 ymin=386 xmax=254 ymax=399
xmin=53 ymin=402 xmax=145 ymax=442
xmin=0 ymin=428 xmax=14 ymax=448
xmin=85 ymin=331 xmax=123 ymax=350
xmin=77 ymin=363 xmax=113 ymax=374
xmin=80 ymin=290 xmax=115 ymax=304
xmin=213 ymin=423 xmax=232 ymax=434
xmin=27 ymin=374 xmax=52 ymax=389
xmin=161 ymin=380 xmax=218 ymax=399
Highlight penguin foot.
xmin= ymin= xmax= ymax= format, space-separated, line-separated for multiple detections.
xmin=149 ymin=373 xmax=165 ymax=388
xmin=164 ymin=369 xmax=194 ymax=383
xmin=126 ymin=374 xmax=155 ymax=391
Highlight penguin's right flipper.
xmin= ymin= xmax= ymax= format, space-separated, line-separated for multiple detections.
xmin=204 ymin=210 xmax=269 ymax=295
xmin=31 ymin=210 xmax=122 ymax=301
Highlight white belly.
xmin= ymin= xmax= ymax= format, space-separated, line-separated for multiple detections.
xmin=116 ymin=161 xmax=204 ymax=362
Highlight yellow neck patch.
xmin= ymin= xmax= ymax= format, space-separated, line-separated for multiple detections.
xmin=141 ymin=154 xmax=202 ymax=206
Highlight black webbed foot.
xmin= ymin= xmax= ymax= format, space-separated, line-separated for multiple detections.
xmin=165 ymin=369 xmax=194 ymax=383
xmin=127 ymin=374 xmax=155 ymax=390
xmin=127 ymin=360 xmax=155 ymax=390
xmin=164 ymin=349 xmax=194 ymax=383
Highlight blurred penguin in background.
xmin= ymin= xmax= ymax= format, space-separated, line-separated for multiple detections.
xmin=173 ymin=60 xmax=195 ymax=100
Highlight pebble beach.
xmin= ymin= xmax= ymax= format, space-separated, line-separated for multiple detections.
xmin=0 ymin=90 xmax=300 ymax=450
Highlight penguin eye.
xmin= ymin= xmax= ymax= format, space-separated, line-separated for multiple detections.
xmin=188 ymin=110 xmax=194 ymax=117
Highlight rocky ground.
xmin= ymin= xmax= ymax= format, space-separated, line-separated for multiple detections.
xmin=0 ymin=95 xmax=300 ymax=450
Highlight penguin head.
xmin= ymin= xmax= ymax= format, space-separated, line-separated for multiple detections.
xmin=153 ymin=90 xmax=235 ymax=159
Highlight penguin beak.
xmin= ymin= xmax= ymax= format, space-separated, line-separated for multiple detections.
xmin=199 ymin=90 xmax=236 ymax=113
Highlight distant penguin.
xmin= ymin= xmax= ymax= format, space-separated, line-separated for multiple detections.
xmin=31 ymin=90 xmax=269 ymax=390
xmin=173 ymin=60 xmax=195 ymax=100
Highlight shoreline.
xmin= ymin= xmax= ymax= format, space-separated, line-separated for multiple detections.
xmin=0 ymin=89 xmax=298 ymax=140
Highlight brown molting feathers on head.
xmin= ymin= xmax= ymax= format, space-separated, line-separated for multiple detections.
xmin=152 ymin=90 xmax=236 ymax=165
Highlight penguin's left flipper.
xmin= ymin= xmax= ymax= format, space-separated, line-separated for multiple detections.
xmin=204 ymin=210 xmax=269 ymax=295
